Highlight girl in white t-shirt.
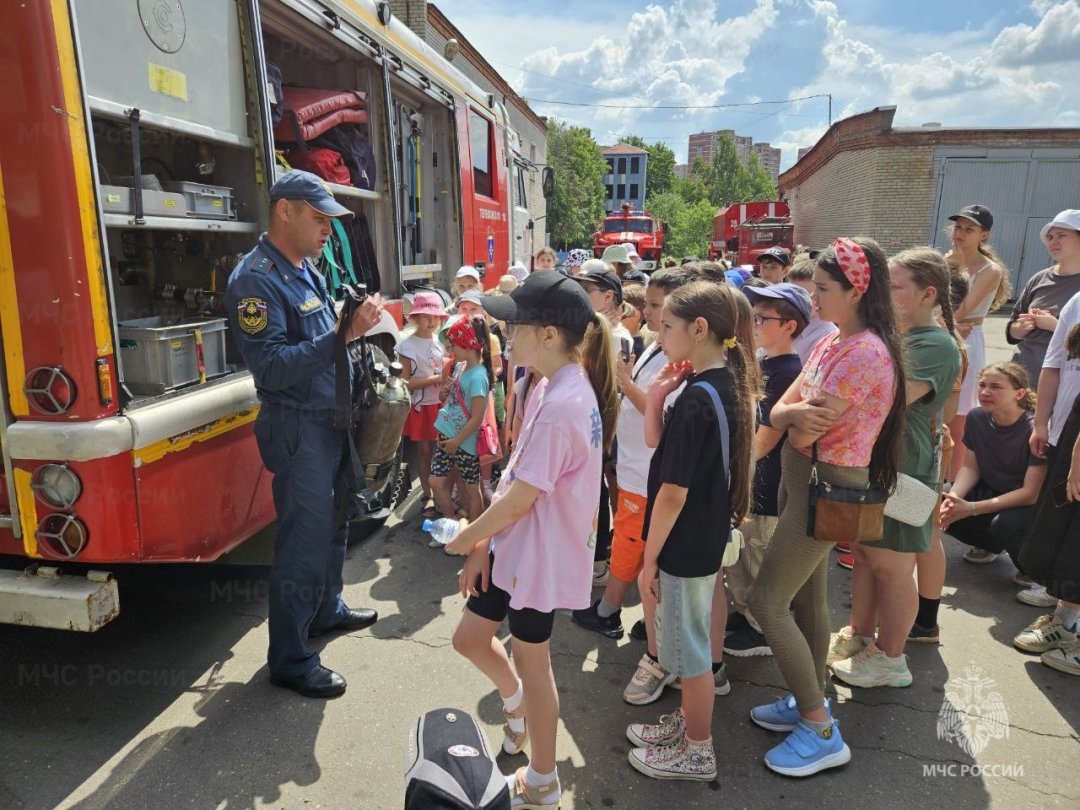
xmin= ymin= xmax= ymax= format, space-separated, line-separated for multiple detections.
xmin=444 ymin=271 xmax=618 ymax=808
xmin=398 ymin=292 xmax=448 ymax=518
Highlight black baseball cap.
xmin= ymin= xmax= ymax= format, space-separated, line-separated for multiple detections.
xmin=949 ymin=204 xmax=994 ymax=231
xmin=479 ymin=270 xmax=595 ymax=335
xmin=622 ymin=268 xmax=650 ymax=285
xmin=269 ymin=169 xmax=352 ymax=218
xmin=576 ymin=269 xmax=625 ymax=306
xmin=758 ymin=246 xmax=792 ymax=267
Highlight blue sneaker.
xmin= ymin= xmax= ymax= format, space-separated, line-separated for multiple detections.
xmin=750 ymin=694 xmax=830 ymax=732
xmin=764 ymin=720 xmax=851 ymax=777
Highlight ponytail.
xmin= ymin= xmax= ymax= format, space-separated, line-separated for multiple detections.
xmin=890 ymin=247 xmax=962 ymax=349
xmin=664 ymin=281 xmax=762 ymax=524
xmin=471 ymin=316 xmax=495 ymax=389
xmin=577 ymin=314 xmax=619 ymax=453
xmin=977 ymin=242 xmax=1012 ymax=312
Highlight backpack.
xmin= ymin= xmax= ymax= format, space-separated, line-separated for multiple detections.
xmin=404 ymin=708 xmax=510 ymax=810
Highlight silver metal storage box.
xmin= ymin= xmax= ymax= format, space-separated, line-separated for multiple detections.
xmin=118 ymin=316 xmax=227 ymax=395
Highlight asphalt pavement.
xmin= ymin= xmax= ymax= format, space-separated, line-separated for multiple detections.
xmin=1 ymin=313 xmax=1078 ymax=810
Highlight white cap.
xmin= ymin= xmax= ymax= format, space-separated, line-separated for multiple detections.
xmin=456 ymin=265 xmax=481 ymax=281
xmin=623 ymin=242 xmax=641 ymax=259
xmin=508 ymin=261 xmax=528 ymax=282
xmin=580 ymin=258 xmax=609 ymax=275
xmin=1041 ymin=210 xmax=1080 ymax=244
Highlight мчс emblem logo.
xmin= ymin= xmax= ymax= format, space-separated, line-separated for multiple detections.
xmin=937 ymin=664 xmax=1009 ymax=756
xmin=238 ymin=298 xmax=268 ymax=334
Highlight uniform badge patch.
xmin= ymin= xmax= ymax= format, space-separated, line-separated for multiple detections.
xmin=298 ymin=297 xmax=322 ymax=313
xmin=238 ymin=298 xmax=269 ymax=334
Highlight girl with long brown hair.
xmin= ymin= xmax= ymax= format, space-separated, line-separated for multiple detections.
xmin=748 ymin=237 xmax=906 ymax=777
xmin=829 ymin=248 xmax=961 ymax=687
xmin=625 ymin=281 xmax=759 ymax=782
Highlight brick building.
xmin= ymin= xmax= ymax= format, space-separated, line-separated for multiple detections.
xmin=602 ymin=143 xmax=648 ymax=212
xmin=780 ymin=106 xmax=1080 ymax=288
xmin=388 ymin=2 xmax=549 ymax=245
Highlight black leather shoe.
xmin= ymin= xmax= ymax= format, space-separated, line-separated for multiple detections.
xmin=309 ymin=607 xmax=379 ymax=638
xmin=270 ymin=665 xmax=347 ymax=698
xmin=630 ymin=619 xmax=648 ymax=641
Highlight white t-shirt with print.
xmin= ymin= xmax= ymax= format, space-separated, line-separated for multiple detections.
xmin=397 ymin=334 xmax=445 ymax=407
xmin=1042 ymin=291 xmax=1080 ymax=447
xmin=616 ymin=343 xmax=683 ymax=496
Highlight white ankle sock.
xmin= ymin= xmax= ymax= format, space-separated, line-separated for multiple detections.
xmin=1055 ymin=604 xmax=1080 ymax=632
xmin=502 ymin=681 xmax=525 ymax=733
xmin=506 ymin=766 xmax=560 ymax=805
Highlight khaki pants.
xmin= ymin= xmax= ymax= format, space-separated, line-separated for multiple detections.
xmin=726 ymin=513 xmax=778 ymax=632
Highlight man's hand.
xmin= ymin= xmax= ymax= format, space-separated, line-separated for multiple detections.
xmin=340 ymin=293 xmax=384 ymax=342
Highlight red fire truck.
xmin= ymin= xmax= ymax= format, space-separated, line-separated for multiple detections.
xmin=709 ymin=201 xmax=792 ymax=266
xmin=591 ymin=204 xmax=666 ymax=269
xmin=0 ymin=0 xmax=546 ymax=631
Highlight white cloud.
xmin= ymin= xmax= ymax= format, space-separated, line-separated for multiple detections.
xmin=518 ymin=0 xmax=781 ymax=123
xmin=791 ymin=0 xmax=1080 ymax=139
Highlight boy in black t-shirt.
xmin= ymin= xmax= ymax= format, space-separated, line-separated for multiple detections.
xmin=725 ymin=283 xmax=811 ymax=657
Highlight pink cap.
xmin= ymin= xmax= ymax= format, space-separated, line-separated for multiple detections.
xmin=408 ymin=291 xmax=448 ymax=320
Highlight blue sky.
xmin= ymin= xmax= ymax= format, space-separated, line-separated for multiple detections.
xmin=433 ymin=0 xmax=1080 ymax=170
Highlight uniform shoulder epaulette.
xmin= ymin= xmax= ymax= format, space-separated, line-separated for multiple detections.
xmin=250 ymin=254 xmax=273 ymax=275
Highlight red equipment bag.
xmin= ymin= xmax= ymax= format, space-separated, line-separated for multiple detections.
xmin=283 ymin=147 xmax=351 ymax=185
xmin=274 ymin=87 xmax=369 ymax=145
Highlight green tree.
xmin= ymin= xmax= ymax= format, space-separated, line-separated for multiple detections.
xmin=621 ymin=135 xmax=677 ymax=199
xmin=646 ymin=192 xmax=716 ymax=258
xmin=545 ymin=119 xmax=607 ymax=249
xmin=743 ymin=153 xmax=777 ymax=200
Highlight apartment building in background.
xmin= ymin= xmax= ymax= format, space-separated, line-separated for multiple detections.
xmin=687 ymin=129 xmax=782 ymax=184
xmin=602 ymin=143 xmax=649 ymax=212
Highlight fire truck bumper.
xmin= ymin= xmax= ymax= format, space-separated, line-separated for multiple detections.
xmin=0 ymin=565 xmax=118 ymax=631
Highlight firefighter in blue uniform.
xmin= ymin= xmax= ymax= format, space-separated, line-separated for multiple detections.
xmin=227 ymin=170 xmax=383 ymax=699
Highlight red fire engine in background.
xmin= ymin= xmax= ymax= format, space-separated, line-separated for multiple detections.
xmin=709 ymin=201 xmax=793 ymax=266
xmin=592 ymin=203 xmax=666 ymax=269
xmin=0 ymin=0 xmax=546 ymax=631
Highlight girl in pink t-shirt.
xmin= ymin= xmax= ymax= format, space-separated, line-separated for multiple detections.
xmin=444 ymin=271 xmax=619 ymax=807
xmin=748 ymin=237 xmax=905 ymax=778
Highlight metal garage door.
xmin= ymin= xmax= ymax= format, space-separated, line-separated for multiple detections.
xmin=930 ymin=148 xmax=1080 ymax=292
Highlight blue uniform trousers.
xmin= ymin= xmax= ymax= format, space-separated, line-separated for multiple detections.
xmin=255 ymin=409 xmax=351 ymax=678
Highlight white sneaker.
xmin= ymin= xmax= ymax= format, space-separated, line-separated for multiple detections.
xmin=1016 ymin=585 xmax=1057 ymax=608
xmin=1014 ymin=614 xmax=1077 ymax=654
xmin=831 ymin=646 xmax=913 ymax=688
xmin=826 ymin=627 xmax=867 ymax=666
xmin=592 ymin=562 xmax=610 ymax=588
xmin=963 ymin=547 xmax=1000 ymax=564
xmin=623 ymin=654 xmax=675 ymax=705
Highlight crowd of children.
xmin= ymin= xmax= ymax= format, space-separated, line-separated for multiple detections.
xmin=391 ymin=205 xmax=1080 ymax=800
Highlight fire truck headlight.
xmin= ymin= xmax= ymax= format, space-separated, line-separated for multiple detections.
xmin=36 ymin=513 xmax=89 ymax=560
xmin=31 ymin=464 xmax=83 ymax=509
xmin=24 ymin=366 xmax=77 ymax=415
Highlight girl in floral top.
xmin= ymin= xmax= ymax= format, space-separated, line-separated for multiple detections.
xmin=748 ymin=237 xmax=905 ymax=778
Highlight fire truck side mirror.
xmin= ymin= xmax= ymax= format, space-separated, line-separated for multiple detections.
xmin=541 ymin=167 xmax=555 ymax=199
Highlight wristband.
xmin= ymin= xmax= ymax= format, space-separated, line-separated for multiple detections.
xmin=970 ymin=502 xmax=978 ymax=517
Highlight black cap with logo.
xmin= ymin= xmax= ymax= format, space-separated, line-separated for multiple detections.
xmin=480 ymin=270 xmax=596 ymax=335
xmin=948 ymin=204 xmax=994 ymax=231
xmin=575 ymin=269 xmax=625 ymax=306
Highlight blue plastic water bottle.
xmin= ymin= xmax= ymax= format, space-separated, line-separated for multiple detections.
xmin=422 ymin=518 xmax=460 ymax=547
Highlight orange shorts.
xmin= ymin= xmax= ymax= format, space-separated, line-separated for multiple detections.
xmin=609 ymin=488 xmax=649 ymax=583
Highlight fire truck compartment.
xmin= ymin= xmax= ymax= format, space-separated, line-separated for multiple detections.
xmin=118 ymin=317 xmax=228 ymax=395
xmin=0 ymin=566 xmax=119 ymax=632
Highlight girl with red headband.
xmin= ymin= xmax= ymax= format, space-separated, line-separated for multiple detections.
xmin=748 ymin=237 xmax=906 ymax=777
xmin=430 ymin=316 xmax=495 ymax=524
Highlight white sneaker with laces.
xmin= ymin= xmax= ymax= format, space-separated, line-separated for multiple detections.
xmin=1016 ymin=584 xmax=1058 ymax=608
